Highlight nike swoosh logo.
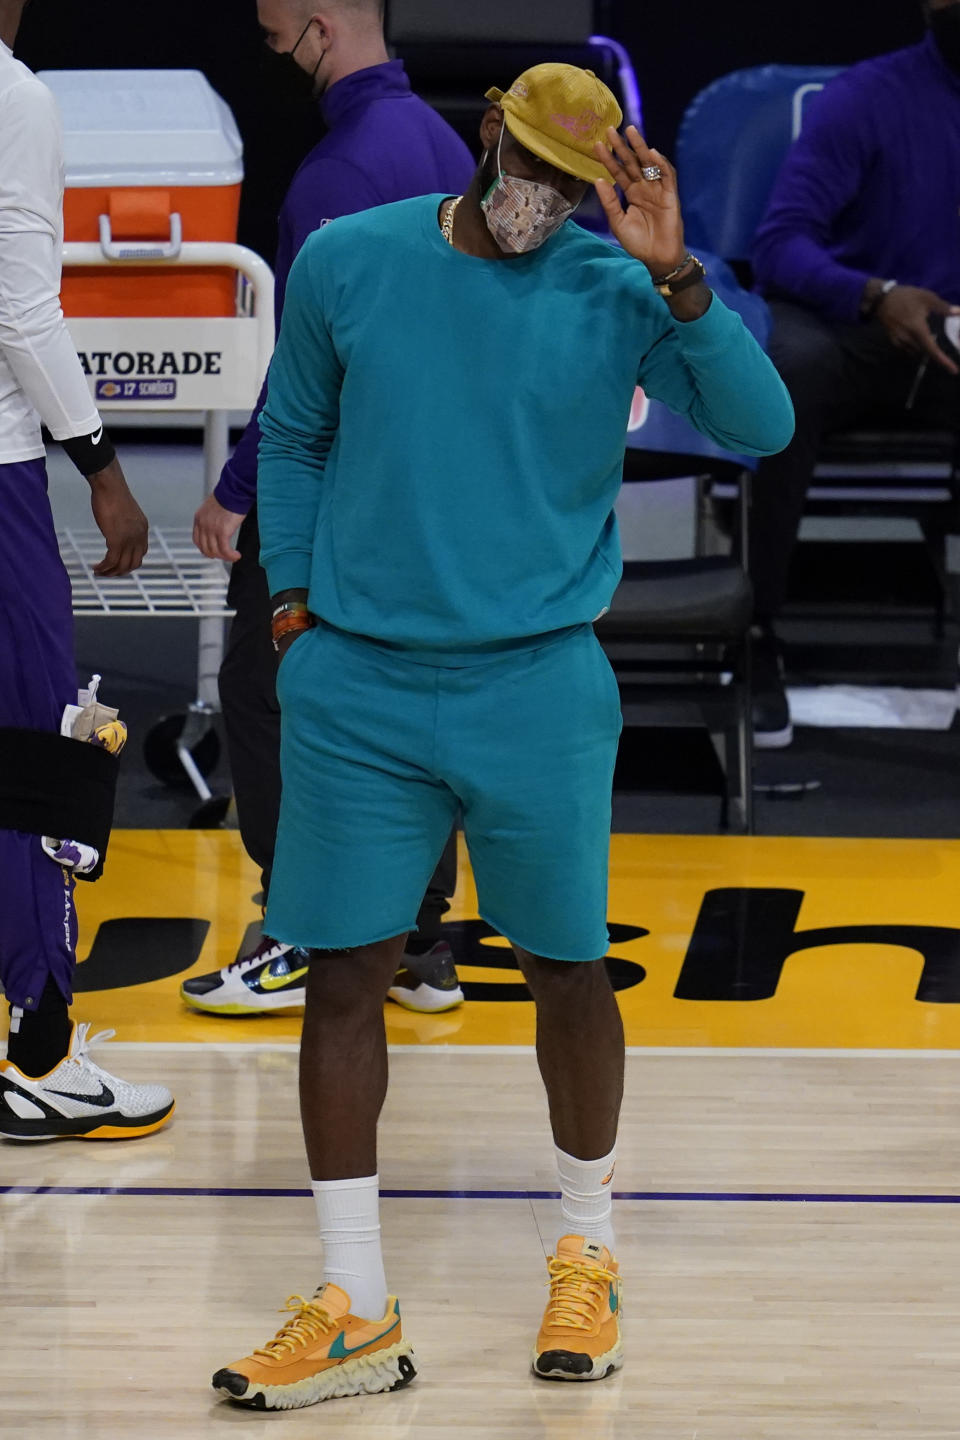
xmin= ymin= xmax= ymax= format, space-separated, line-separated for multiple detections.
xmin=327 ymin=1315 xmax=399 ymax=1361
xmin=90 ymin=425 xmax=103 ymax=446
xmin=259 ymin=966 xmax=309 ymax=993
xmin=47 ymin=1082 xmax=115 ymax=1108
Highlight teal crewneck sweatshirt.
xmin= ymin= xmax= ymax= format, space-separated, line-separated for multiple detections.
xmin=259 ymin=195 xmax=794 ymax=650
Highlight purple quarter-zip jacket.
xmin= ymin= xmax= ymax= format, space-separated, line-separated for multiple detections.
xmin=752 ymin=34 xmax=960 ymax=324
xmin=215 ymin=59 xmax=474 ymax=513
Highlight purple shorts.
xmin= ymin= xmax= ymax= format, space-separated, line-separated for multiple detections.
xmin=0 ymin=457 xmax=78 ymax=1008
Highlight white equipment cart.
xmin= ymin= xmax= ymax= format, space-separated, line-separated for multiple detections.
xmin=44 ymin=70 xmax=274 ymax=819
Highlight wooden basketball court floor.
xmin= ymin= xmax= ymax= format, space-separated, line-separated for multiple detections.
xmin=4 ymin=830 xmax=960 ymax=1438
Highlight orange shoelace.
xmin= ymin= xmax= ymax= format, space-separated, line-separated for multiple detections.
xmin=253 ymin=1296 xmax=336 ymax=1359
xmin=544 ymin=1258 xmax=617 ymax=1332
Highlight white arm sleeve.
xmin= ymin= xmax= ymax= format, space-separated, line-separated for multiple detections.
xmin=0 ymin=77 xmax=101 ymax=441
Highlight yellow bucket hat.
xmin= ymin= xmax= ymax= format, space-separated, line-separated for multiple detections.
xmin=485 ymin=62 xmax=623 ymax=185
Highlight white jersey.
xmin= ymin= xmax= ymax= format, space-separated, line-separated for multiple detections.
xmin=0 ymin=41 xmax=101 ymax=464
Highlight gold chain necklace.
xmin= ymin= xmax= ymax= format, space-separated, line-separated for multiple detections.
xmin=441 ymin=196 xmax=463 ymax=247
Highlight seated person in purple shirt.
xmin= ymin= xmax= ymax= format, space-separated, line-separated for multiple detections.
xmin=748 ymin=0 xmax=960 ymax=748
xmin=185 ymin=0 xmax=475 ymax=1015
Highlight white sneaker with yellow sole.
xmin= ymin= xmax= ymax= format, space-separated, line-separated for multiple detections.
xmin=0 ymin=1022 xmax=174 ymax=1140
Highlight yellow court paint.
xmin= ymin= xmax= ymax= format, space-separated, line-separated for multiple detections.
xmin=71 ymin=830 xmax=960 ymax=1049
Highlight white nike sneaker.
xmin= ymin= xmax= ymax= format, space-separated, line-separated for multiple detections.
xmin=0 ymin=1022 xmax=175 ymax=1141
xmin=180 ymin=936 xmax=310 ymax=1015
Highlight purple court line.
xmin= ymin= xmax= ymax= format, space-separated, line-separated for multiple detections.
xmin=3 ymin=1186 xmax=960 ymax=1204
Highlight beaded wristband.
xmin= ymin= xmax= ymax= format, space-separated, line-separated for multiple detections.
xmin=272 ymin=617 xmax=312 ymax=653
xmin=651 ymin=253 xmax=695 ymax=286
xmin=272 ymin=614 xmax=312 ymax=638
xmin=653 ymin=255 xmax=706 ymax=297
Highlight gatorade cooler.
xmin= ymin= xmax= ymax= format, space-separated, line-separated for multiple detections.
xmin=39 ymin=69 xmax=244 ymax=319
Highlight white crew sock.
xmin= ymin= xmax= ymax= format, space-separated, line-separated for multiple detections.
xmin=312 ymin=1174 xmax=389 ymax=1320
xmin=555 ymin=1145 xmax=617 ymax=1256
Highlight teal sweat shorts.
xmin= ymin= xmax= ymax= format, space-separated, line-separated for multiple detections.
xmin=265 ymin=621 xmax=623 ymax=962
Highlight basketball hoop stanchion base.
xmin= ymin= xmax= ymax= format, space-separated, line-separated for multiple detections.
xmin=62 ymin=241 xmax=274 ymax=816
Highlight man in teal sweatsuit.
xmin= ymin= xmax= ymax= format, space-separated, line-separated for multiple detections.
xmin=212 ymin=64 xmax=794 ymax=1411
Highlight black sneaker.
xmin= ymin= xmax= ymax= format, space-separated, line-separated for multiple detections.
xmin=180 ymin=936 xmax=311 ymax=1015
xmin=388 ymin=941 xmax=464 ymax=1014
xmin=751 ymin=626 xmax=793 ymax=749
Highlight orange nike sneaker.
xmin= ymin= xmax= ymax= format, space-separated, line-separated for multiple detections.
xmin=533 ymin=1235 xmax=623 ymax=1381
xmin=212 ymin=1285 xmax=416 ymax=1410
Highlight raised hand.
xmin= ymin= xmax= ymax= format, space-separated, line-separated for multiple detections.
xmin=594 ymin=125 xmax=687 ymax=277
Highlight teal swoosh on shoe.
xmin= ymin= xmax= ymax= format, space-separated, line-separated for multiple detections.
xmin=327 ymin=1314 xmax=400 ymax=1360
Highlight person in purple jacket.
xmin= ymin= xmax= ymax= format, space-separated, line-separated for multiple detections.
xmin=748 ymin=0 xmax=960 ymax=748
xmin=185 ymin=0 xmax=475 ymax=1018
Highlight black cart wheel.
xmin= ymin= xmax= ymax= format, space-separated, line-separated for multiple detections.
xmin=189 ymin=795 xmax=232 ymax=829
xmin=143 ymin=713 xmax=221 ymax=787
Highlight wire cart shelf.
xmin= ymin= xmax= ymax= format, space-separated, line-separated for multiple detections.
xmin=60 ymin=528 xmax=234 ymax=618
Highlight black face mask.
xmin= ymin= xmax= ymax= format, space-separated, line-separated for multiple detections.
xmin=930 ymin=3 xmax=960 ymax=73
xmin=265 ymin=18 xmax=326 ymax=98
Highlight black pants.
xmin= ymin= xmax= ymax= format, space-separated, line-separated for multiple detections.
xmin=749 ymin=300 xmax=960 ymax=620
xmin=218 ymin=508 xmax=457 ymax=940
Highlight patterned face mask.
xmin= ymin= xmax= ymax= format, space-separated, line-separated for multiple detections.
xmin=480 ymin=123 xmax=577 ymax=254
